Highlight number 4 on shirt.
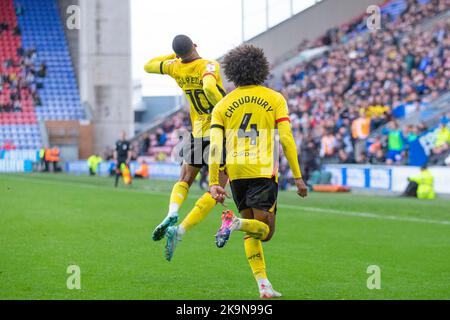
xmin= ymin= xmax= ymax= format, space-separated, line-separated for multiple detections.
xmin=238 ymin=113 xmax=259 ymax=145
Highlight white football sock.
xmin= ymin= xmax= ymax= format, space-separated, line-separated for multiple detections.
xmin=258 ymin=278 xmax=271 ymax=288
xmin=177 ymin=225 xmax=186 ymax=236
xmin=168 ymin=203 xmax=179 ymax=217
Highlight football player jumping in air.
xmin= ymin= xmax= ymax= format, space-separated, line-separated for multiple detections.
xmin=144 ymin=35 xmax=228 ymax=261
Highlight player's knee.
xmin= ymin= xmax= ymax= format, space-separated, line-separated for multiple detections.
xmin=179 ymin=176 xmax=193 ymax=186
xmin=262 ymin=230 xmax=274 ymax=242
xmin=258 ymin=222 xmax=271 ymax=241
xmin=261 ymin=223 xmax=275 ymax=242
xmin=179 ymin=172 xmax=196 ymax=186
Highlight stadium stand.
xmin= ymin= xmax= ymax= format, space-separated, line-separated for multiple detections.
xmin=134 ymin=0 xmax=450 ymax=177
xmin=0 ymin=0 xmax=84 ymax=150
xmin=0 ymin=0 xmax=39 ymax=149
xmin=15 ymin=0 xmax=84 ymax=121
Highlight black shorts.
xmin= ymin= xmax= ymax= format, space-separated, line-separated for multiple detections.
xmin=181 ymin=134 xmax=225 ymax=169
xmin=230 ymin=177 xmax=278 ymax=213
xmin=117 ymin=158 xmax=127 ymax=170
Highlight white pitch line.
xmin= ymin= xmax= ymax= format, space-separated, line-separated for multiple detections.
xmin=4 ymin=175 xmax=450 ymax=226
xmin=279 ymin=204 xmax=450 ymax=226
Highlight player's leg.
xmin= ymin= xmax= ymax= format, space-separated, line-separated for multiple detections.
xmin=216 ymin=206 xmax=280 ymax=298
xmin=215 ymin=178 xmax=280 ymax=298
xmin=155 ymin=134 xmax=203 ymax=239
xmin=114 ymin=160 xmax=124 ymax=188
xmin=216 ymin=178 xmax=275 ymax=246
xmin=179 ymin=169 xmax=227 ymax=234
xmin=165 ymin=169 xmax=228 ymax=261
xmin=242 ymin=208 xmax=280 ymax=298
xmin=152 ymin=163 xmax=200 ymax=241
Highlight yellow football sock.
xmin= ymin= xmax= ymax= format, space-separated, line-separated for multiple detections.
xmin=244 ymin=237 xmax=267 ymax=281
xmin=238 ymin=219 xmax=269 ymax=240
xmin=180 ymin=192 xmax=216 ymax=233
xmin=168 ymin=181 xmax=189 ymax=214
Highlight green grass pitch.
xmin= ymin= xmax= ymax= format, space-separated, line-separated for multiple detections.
xmin=0 ymin=173 xmax=449 ymax=300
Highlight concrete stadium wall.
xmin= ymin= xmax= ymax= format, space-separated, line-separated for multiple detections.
xmin=57 ymin=0 xmax=80 ymax=82
xmin=246 ymin=0 xmax=384 ymax=64
xmin=78 ymin=0 xmax=133 ymax=152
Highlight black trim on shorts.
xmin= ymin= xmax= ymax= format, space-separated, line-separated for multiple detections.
xmin=159 ymin=62 xmax=164 ymax=74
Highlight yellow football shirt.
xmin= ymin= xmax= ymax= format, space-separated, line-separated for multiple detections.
xmin=160 ymin=57 xmax=226 ymax=138
xmin=210 ymin=85 xmax=292 ymax=181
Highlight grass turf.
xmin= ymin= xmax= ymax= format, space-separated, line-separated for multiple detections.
xmin=0 ymin=173 xmax=449 ymax=300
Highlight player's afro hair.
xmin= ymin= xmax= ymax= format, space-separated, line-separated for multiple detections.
xmin=172 ymin=34 xmax=194 ymax=57
xmin=223 ymin=44 xmax=269 ymax=87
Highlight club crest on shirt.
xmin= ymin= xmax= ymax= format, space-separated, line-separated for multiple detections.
xmin=206 ymin=62 xmax=216 ymax=72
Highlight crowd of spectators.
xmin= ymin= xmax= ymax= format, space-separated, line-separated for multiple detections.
xmin=0 ymin=5 xmax=46 ymax=113
xmin=134 ymin=0 xmax=450 ymax=181
xmin=276 ymin=0 xmax=450 ymax=178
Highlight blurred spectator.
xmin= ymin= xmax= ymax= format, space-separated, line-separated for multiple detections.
xmin=368 ymin=136 xmax=383 ymax=163
xmin=299 ymin=136 xmax=319 ymax=181
xmin=402 ymin=165 xmax=435 ymax=199
xmin=135 ymin=161 xmax=149 ymax=178
xmin=13 ymin=25 xmax=21 ymax=36
xmin=406 ymin=125 xmax=419 ymax=143
xmin=382 ymin=121 xmax=405 ymax=165
xmin=352 ymin=110 xmax=371 ymax=162
xmin=87 ymin=154 xmax=103 ymax=176
xmin=320 ymin=129 xmax=338 ymax=163
xmin=372 ymin=149 xmax=387 ymax=164
xmin=338 ymin=149 xmax=355 ymax=164
xmin=155 ymin=128 xmax=167 ymax=146
xmin=15 ymin=3 xmax=24 ymax=16
xmin=0 ymin=22 xmax=9 ymax=34
xmin=352 ymin=110 xmax=371 ymax=141
xmin=37 ymin=62 xmax=47 ymax=78
xmin=432 ymin=119 xmax=450 ymax=155
xmin=139 ymin=133 xmax=151 ymax=156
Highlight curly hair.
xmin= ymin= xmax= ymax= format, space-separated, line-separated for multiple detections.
xmin=223 ymin=44 xmax=269 ymax=87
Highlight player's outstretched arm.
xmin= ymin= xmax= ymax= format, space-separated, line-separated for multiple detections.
xmin=202 ymin=74 xmax=224 ymax=106
xmin=143 ymin=53 xmax=176 ymax=74
xmin=278 ymin=120 xmax=308 ymax=198
xmin=208 ymin=110 xmax=227 ymax=203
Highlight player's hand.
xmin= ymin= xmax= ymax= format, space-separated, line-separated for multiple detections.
xmin=295 ymin=178 xmax=308 ymax=198
xmin=210 ymin=185 xmax=229 ymax=204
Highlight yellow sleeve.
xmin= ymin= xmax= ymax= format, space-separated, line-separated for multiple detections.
xmin=202 ymin=61 xmax=225 ymax=106
xmin=274 ymin=93 xmax=290 ymax=123
xmin=278 ymin=121 xmax=302 ymax=179
xmin=208 ymin=107 xmax=225 ymax=186
xmin=275 ymin=94 xmax=302 ymax=179
xmin=203 ymin=75 xmax=224 ymax=106
xmin=144 ymin=53 xmax=177 ymax=75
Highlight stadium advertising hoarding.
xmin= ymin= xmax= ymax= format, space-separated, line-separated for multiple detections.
xmin=324 ymin=164 xmax=450 ymax=194
xmin=0 ymin=150 xmax=38 ymax=172
xmin=66 ymin=161 xmax=180 ymax=180
xmin=0 ymin=160 xmax=33 ymax=173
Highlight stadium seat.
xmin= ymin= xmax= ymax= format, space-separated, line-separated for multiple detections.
xmin=0 ymin=0 xmax=86 ymax=149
